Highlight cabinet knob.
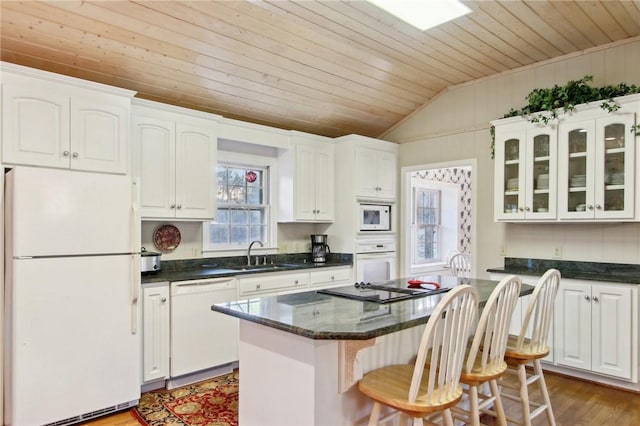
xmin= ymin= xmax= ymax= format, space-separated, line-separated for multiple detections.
xmin=63 ymin=151 xmax=70 ymax=157
xmin=525 ymin=206 xmax=531 ymax=212
xmin=177 ymin=204 xmax=182 ymax=209
xmin=294 ymin=280 xmax=299 ymax=284
xmin=256 ymin=284 xmax=261 ymax=289
xmin=595 ymin=204 xmax=602 ymax=210
xmin=72 ymin=152 xmax=79 ymax=158
xmin=161 ymin=297 xmax=167 ymax=303
xmin=585 ymin=295 xmax=591 ymax=301
xmin=331 ymin=276 xmax=335 ymax=280
xmin=518 ymin=207 xmax=524 ymax=212
xmin=170 ymin=204 xmax=176 ymax=209
xmin=593 ymin=296 xmax=599 ymax=302
xmin=587 ymin=205 xmax=594 ymax=210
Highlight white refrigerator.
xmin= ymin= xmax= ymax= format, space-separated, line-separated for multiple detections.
xmin=4 ymin=167 xmax=141 ymax=426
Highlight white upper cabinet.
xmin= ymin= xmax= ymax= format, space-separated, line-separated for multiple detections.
xmin=356 ymin=146 xmax=397 ymax=200
xmin=279 ymin=132 xmax=335 ymax=222
xmin=493 ymin=94 xmax=639 ymax=222
xmin=558 ymin=114 xmax=636 ymax=220
xmin=133 ymin=99 xmax=220 ymax=220
xmin=1 ymin=63 xmax=133 ymax=174
xmin=494 ymin=120 xmax=557 ymax=221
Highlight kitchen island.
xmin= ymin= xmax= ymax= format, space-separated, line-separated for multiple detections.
xmin=212 ymin=276 xmax=534 ymax=426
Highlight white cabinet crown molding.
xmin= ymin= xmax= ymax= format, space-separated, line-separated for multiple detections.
xmin=1 ymin=61 xmax=135 ymax=98
xmin=218 ymin=117 xmax=290 ymax=149
xmin=132 ymin=98 xmax=221 ymax=122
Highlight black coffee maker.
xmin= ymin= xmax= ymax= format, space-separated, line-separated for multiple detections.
xmin=310 ymin=234 xmax=330 ymax=263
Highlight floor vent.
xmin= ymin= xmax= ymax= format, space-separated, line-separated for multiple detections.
xmin=43 ymin=399 xmax=138 ymax=426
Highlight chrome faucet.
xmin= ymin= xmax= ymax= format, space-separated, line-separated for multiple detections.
xmin=247 ymin=240 xmax=264 ymax=265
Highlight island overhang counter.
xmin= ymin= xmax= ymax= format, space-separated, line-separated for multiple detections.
xmin=212 ymin=276 xmax=534 ymax=426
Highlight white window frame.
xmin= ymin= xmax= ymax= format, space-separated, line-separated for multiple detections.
xmin=406 ymin=177 xmax=460 ymax=274
xmin=412 ymin=187 xmax=441 ymax=265
xmin=202 ymin=150 xmax=278 ymax=256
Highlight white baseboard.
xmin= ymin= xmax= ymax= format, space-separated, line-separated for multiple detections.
xmin=166 ymin=362 xmax=238 ymax=390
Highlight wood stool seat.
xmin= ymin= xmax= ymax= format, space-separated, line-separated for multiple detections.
xmin=359 ymin=364 xmax=464 ymax=418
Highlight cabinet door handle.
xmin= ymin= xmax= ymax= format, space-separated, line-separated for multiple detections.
xmin=63 ymin=151 xmax=70 ymax=157
xmin=587 ymin=205 xmax=594 ymax=210
xmin=525 ymin=206 xmax=530 ymax=212
xmin=161 ymin=297 xmax=167 ymax=303
xmin=595 ymin=204 xmax=602 ymax=210
xmin=294 ymin=280 xmax=299 ymax=284
xmin=331 ymin=276 xmax=335 ymax=280
xmin=170 ymin=204 xmax=176 ymax=209
xmin=593 ymin=296 xmax=599 ymax=302
xmin=177 ymin=204 xmax=182 ymax=209
xmin=585 ymin=295 xmax=591 ymax=301
xmin=72 ymin=152 xmax=79 ymax=158
xmin=518 ymin=207 xmax=524 ymax=212
xmin=256 ymin=284 xmax=261 ymax=290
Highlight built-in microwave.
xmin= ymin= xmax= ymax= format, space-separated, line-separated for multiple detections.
xmin=359 ymin=203 xmax=392 ymax=231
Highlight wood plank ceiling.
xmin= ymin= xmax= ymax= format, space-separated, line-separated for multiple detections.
xmin=2 ymin=1 xmax=640 ymax=139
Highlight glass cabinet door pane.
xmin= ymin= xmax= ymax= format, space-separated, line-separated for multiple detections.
xmin=604 ymin=123 xmax=625 ymax=149
xmin=503 ymin=137 xmax=520 ymax=213
xmin=603 ymin=122 xmax=626 ymax=211
xmin=532 ymin=134 xmax=550 ymax=212
xmin=567 ymin=129 xmax=588 ymax=212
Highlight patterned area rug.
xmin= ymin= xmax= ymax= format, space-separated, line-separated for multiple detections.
xmin=133 ymin=371 xmax=238 ymax=426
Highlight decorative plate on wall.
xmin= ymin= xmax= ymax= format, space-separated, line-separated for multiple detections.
xmin=153 ymin=224 xmax=181 ymax=252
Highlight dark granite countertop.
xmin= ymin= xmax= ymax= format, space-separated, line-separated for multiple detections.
xmin=142 ymin=253 xmax=353 ymax=284
xmin=487 ymin=258 xmax=640 ymax=284
xmin=211 ymin=275 xmax=534 ymax=340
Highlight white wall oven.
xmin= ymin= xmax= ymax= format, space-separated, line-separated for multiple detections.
xmin=355 ymin=238 xmax=397 ymax=283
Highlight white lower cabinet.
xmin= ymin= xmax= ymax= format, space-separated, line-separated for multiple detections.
xmin=239 ymin=271 xmax=310 ymax=297
xmin=554 ymin=280 xmax=636 ymax=380
xmin=309 ymin=266 xmax=353 ymax=288
xmin=238 ymin=266 xmax=353 ymax=297
xmin=142 ymin=282 xmax=170 ymax=383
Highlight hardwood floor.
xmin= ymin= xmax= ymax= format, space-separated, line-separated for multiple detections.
xmin=82 ymin=371 xmax=639 ymax=425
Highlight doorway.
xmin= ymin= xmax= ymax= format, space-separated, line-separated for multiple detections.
xmin=401 ymin=160 xmax=475 ymax=277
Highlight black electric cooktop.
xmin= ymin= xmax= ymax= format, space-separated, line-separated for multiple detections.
xmin=317 ymin=280 xmax=451 ymax=304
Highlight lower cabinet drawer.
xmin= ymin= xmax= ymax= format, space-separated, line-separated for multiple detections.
xmin=310 ymin=267 xmax=352 ymax=287
xmin=239 ymin=271 xmax=310 ymax=296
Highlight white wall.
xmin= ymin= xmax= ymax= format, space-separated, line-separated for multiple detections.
xmin=141 ymin=220 xmax=328 ymax=260
xmin=383 ymin=38 xmax=640 ymax=276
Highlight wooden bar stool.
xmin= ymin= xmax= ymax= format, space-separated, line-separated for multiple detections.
xmin=453 ymin=275 xmax=522 ymax=426
xmin=501 ymin=269 xmax=561 ymax=426
xmin=358 ymin=285 xmax=479 ymax=426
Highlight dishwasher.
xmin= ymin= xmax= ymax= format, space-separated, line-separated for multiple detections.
xmin=170 ymin=277 xmax=238 ymax=379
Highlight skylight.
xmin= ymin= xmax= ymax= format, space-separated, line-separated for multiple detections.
xmin=368 ymin=0 xmax=472 ymax=31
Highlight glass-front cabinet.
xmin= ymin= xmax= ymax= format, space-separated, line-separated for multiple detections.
xmin=494 ymin=93 xmax=639 ymax=223
xmin=494 ymin=120 xmax=557 ymax=221
xmin=558 ymin=114 xmax=635 ymax=220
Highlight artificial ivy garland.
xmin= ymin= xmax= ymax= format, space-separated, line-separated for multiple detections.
xmin=490 ymin=76 xmax=640 ymax=158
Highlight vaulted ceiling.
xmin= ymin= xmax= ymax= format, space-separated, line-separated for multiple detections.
xmin=2 ymin=1 xmax=639 ymax=138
